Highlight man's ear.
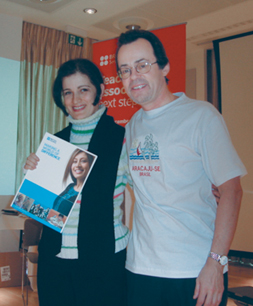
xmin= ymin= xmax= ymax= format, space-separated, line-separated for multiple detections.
xmin=162 ymin=62 xmax=170 ymax=77
xmin=100 ymin=83 xmax=105 ymax=99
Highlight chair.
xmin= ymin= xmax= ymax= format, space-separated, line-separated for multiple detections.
xmin=21 ymin=218 xmax=43 ymax=306
xmin=228 ymin=286 xmax=253 ymax=306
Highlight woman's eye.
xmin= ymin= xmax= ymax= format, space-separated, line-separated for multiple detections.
xmin=81 ymin=88 xmax=88 ymax=93
xmin=63 ymin=91 xmax=72 ymax=96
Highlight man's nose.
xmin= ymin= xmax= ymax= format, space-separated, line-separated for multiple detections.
xmin=129 ymin=67 xmax=139 ymax=80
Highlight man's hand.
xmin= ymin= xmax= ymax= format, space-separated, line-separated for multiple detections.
xmin=193 ymin=176 xmax=242 ymax=305
xmin=24 ymin=153 xmax=40 ymax=170
xmin=193 ymin=257 xmax=224 ymax=306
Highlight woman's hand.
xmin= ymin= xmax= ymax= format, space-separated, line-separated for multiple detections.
xmin=24 ymin=153 xmax=40 ymax=170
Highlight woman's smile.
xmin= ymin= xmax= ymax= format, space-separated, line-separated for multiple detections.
xmin=62 ymin=72 xmax=99 ymax=120
xmin=73 ymin=167 xmax=85 ymax=175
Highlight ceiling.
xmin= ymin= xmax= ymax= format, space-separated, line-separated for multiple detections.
xmin=1 ymin=0 xmax=253 ymax=53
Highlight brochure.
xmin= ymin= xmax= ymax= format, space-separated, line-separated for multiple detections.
xmin=11 ymin=132 xmax=97 ymax=233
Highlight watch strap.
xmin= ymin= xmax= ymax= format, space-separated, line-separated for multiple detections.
xmin=209 ymin=252 xmax=228 ymax=266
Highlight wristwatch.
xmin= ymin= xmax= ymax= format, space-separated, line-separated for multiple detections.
xmin=209 ymin=252 xmax=228 ymax=266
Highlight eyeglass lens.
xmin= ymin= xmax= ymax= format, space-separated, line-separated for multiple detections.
xmin=119 ymin=61 xmax=156 ymax=79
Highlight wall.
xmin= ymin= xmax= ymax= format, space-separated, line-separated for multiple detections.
xmin=186 ymin=49 xmax=206 ymax=101
xmin=0 ymin=13 xmax=22 ymax=195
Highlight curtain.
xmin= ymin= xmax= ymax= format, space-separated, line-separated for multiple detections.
xmin=16 ymin=22 xmax=94 ymax=189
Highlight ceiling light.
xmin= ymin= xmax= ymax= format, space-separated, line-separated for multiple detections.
xmin=83 ymin=8 xmax=97 ymax=14
xmin=113 ymin=17 xmax=154 ymax=32
xmin=29 ymin=0 xmax=59 ymax=3
xmin=126 ymin=25 xmax=141 ymax=31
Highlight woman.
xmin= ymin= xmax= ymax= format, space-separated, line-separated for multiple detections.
xmin=24 ymin=59 xmax=130 ymax=306
xmin=53 ymin=149 xmax=94 ymax=216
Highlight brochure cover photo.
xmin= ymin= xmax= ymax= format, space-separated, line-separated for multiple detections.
xmin=11 ymin=132 xmax=97 ymax=233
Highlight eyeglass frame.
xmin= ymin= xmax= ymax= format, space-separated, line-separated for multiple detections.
xmin=118 ymin=60 xmax=158 ymax=79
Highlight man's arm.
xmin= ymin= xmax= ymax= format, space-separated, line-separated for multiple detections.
xmin=193 ymin=176 xmax=243 ymax=306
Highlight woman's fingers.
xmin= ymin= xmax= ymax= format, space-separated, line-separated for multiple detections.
xmin=24 ymin=153 xmax=40 ymax=170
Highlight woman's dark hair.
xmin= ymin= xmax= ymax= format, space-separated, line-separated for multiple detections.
xmin=116 ymin=29 xmax=169 ymax=72
xmin=63 ymin=149 xmax=94 ymax=185
xmin=53 ymin=59 xmax=104 ymax=116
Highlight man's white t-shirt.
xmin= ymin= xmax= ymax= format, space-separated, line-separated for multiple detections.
xmin=125 ymin=93 xmax=247 ymax=278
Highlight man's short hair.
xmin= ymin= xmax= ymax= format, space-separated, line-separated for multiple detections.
xmin=115 ymin=29 xmax=169 ymax=72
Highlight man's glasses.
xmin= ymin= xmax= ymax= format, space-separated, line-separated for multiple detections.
xmin=118 ymin=60 xmax=157 ymax=79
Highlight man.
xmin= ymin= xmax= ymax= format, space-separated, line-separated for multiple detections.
xmin=116 ymin=30 xmax=247 ymax=306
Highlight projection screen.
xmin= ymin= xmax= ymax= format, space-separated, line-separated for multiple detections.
xmin=213 ymin=32 xmax=253 ymax=254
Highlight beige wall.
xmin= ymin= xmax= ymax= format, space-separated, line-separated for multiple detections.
xmin=186 ymin=49 xmax=206 ymax=101
xmin=0 ymin=13 xmax=22 ymax=61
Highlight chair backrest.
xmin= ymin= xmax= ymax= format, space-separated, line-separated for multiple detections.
xmin=22 ymin=218 xmax=43 ymax=250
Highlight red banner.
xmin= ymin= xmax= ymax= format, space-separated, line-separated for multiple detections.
xmin=93 ymin=24 xmax=186 ymax=126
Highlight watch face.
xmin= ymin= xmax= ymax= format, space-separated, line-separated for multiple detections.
xmin=220 ymin=256 xmax=228 ymax=266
